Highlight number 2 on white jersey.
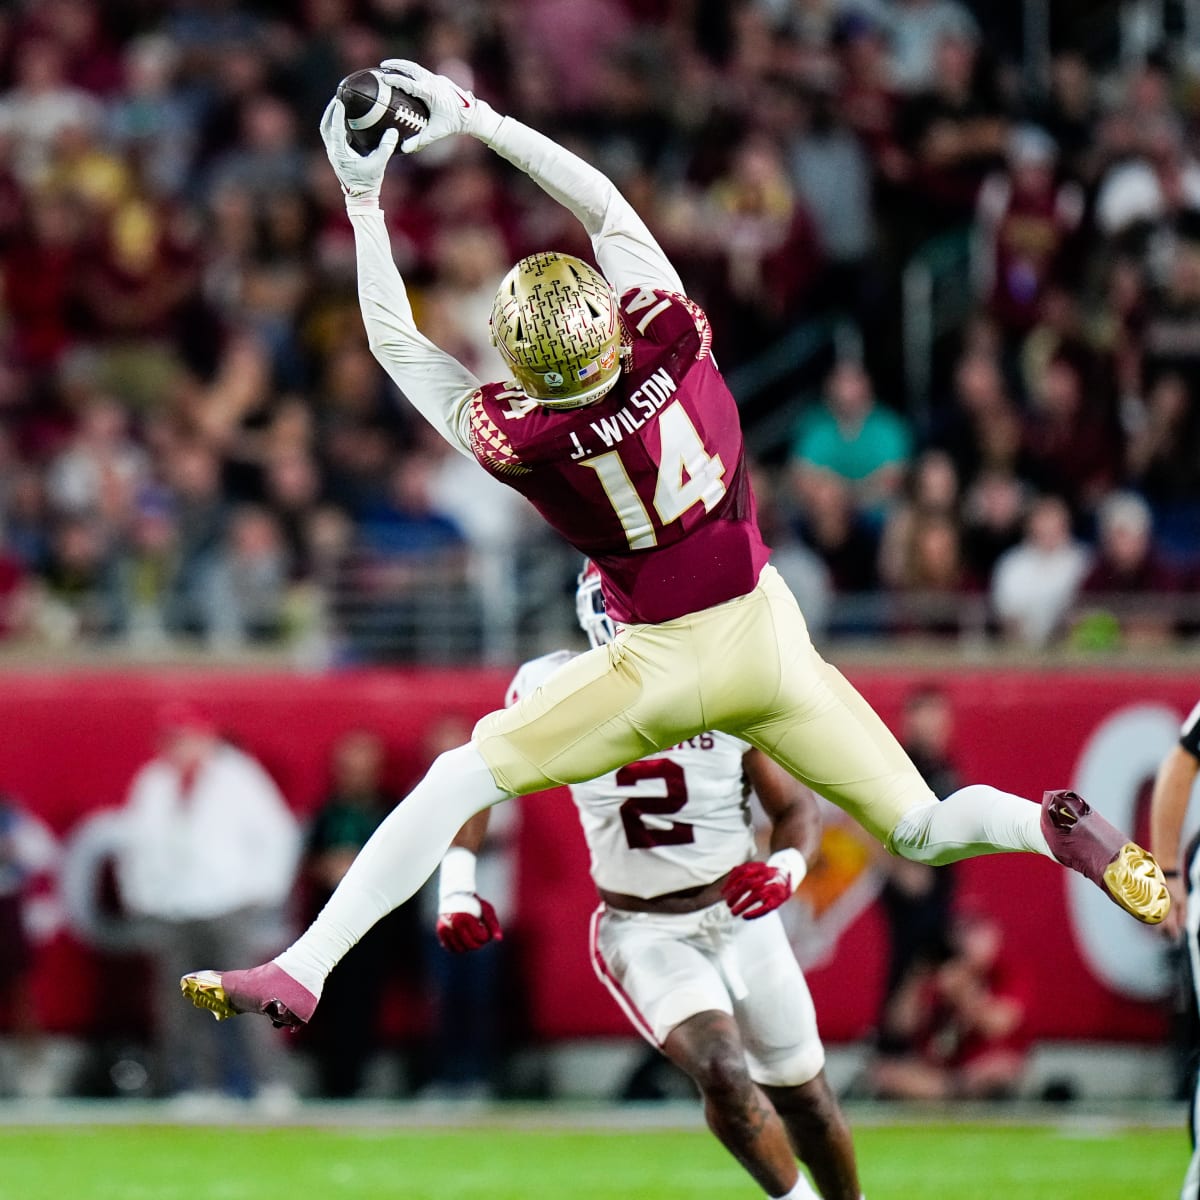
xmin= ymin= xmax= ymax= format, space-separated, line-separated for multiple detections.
xmin=582 ymin=402 xmax=726 ymax=550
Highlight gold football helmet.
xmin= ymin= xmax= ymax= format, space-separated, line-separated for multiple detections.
xmin=490 ymin=252 xmax=622 ymax=408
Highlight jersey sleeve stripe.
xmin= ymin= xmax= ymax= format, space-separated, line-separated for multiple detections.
xmin=1181 ymin=699 xmax=1200 ymax=756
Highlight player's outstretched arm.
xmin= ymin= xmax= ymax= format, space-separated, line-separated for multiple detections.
xmin=436 ymin=810 xmax=502 ymax=952
xmin=380 ymin=60 xmax=684 ymax=298
xmin=1149 ymin=741 xmax=1198 ymax=939
xmin=319 ymin=97 xmax=479 ymax=458
xmin=722 ymin=750 xmax=819 ymax=919
xmin=746 ymin=749 xmax=821 ymax=866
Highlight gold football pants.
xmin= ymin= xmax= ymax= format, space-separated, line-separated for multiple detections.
xmin=473 ymin=564 xmax=935 ymax=845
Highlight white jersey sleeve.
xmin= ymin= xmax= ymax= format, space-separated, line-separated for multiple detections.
xmin=477 ymin=116 xmax=685 ymax=297
xmin=349 ymin=207 xmax=478 ymax=457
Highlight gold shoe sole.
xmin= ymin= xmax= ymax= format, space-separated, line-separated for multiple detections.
xmin=180 ymin=971 xmax=236 ymax=1021
xmin=1102 ymin=844 xmax=1170 ymax=925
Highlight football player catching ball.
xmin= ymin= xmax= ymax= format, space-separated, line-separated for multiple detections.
xmin=182 ymin=61 xmax=1168 ymax=1060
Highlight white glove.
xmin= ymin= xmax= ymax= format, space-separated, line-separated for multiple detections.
xmin=318 ymin=96 xmax=399 ymax=210
xmin=378 ymin=59 xmax=502 ymax=154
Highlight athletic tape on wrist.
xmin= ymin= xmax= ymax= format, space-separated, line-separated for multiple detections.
xmin=439 ymin=845 xmax=478 ymax=905
xmin=767 ymin=847 xmax=808 ymax=891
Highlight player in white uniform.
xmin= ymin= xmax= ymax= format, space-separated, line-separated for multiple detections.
xmin=435 ymin=564 xmax=861 ymax=1200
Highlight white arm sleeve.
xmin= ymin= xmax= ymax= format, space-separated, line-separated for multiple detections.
xmin=350 ymin=206 xmax=479 ymax=456
xmin=476 ymin=113 xmax=684 ymax=297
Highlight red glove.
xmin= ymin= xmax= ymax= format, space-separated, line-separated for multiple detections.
xmin=436 ymin=896 xmax=503 ymax=953
xmin=722 ymin=859 xmax=796 ymax=920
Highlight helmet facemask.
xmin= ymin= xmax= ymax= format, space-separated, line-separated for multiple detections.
xmin=575 ymin=561 xmax=615 ymax=648
xmin=490 ymin=253 xmax=623 ymax=408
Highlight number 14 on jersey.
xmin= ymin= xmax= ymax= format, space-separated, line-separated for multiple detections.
xmin=581 ymin=402 xmax=727 ymax=550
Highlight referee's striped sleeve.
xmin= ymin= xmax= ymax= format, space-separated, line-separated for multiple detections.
xmin=1181 ymin=699 xmax=1200 ymax=759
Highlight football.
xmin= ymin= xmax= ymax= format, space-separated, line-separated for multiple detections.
xmin=336 ymin=69 xmax=430 ymax=155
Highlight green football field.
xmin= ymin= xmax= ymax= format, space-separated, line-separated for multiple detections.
xmin=0 ymin=1116 xmax=1186 ymax=1200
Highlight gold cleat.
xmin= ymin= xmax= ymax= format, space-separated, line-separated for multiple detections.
xmin=1102 ymin=844 xmax=1171 ymax=925
xmin=181 ymin=970 xmax=237 ymax=1021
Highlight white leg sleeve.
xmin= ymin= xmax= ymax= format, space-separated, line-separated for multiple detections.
xmin=275 ymin=743 xmax=508 ymax=995
xmin=889 ymin=784 xmax=1053 ymax=866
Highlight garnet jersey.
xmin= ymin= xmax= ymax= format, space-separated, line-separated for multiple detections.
xmin=508 ymin=651 xmax=755 ymax=897
xmin=469 ymin=289 xmax=770 ymax=625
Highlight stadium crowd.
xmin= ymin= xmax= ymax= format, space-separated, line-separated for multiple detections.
xmin=0 ymin=0 xmax=1198 ymax=661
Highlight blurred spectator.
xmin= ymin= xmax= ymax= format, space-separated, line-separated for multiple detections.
xmin=699 ymin=134 xmax=824 ymax=358
xmin=107 ymin=34 xmax=195 ymax=197
xmin=791 ymin=359 xmax=912 ymax=520
xmin=1035 ymin=54 xmax=1097 ymax=182
xmin=46 ymin=396 xmax=148 ymax=525
xmin=0 ymin=37 xmax=103 ymax=183
xmin=424 ymin=223 xmax=512 ymax=381
xmin=960 ymin=468 xmax=1027 ymax=580
xmin=75 ymin=194 xmax=201 ymax=349
xmin=205 ymin=94 xmax=307 ymax=202
xmin=1 ymin=468 xmax=52 ymax=572
xmin=875 ymin=685 xmax=960 ymax=1052
xmin=870 ymin=909 xmax=1030 ymax=1100
xmin=163 ymin=440 xmax=227 ymax=628
xmin=990 ymin=495 xmax=1089 ymax=647
xmin=893 ymin=25 xmax=1007 ymax=242
xmin=0 ymin=542 xmax=31 ymax=641
xmin=837 ymin=14 xmax=901 ymax=171
xmin=115 ymin=702 xmax=300 ymax=1103
xmin=32 ymin=0 xmax=124 ymax=96
xmin=975 ymin=127 xmax=1083 ymax=340
xmin=792 ymin=470 xmax=880 ymax=594
xmin=354 ymin=453 xmax=473 ymax=662
xmin=34 ymin=515 xmax=121 ymax=642
xmin=886 ymin=512 xmax=977 ymax=633
xmin=0 ymin=1 xmax=1193 ymax=660
xmin=202 ymin=504 xmax=290 ymax=648
xmin=234 ymin=195 xmax=314 ymax=388
xmin=360 ymin=453 xmax=466 ymax=563
xmin=1096 ymin=116 xmax=1200 ymax=241
xmin=753 ymin=462 xmax=833 ymax=642
xmin=933 ymin=349 xmax=1025 ymax=486
xmin=419 ymin=715 xmax=518 ymax=1099
xmin=303 ymin=729 xmax=417 ymax=1098
xmin=511 ymin=0 xmax=632 ymax=114
xmin=0 ymin=194 xmax=84 ymax=370
xmin=886 ymin=0 xmax=979 ymax=94
xmin=787 ymin=86 xmax=875 ymax=300
xmin=43 ymin=106 xmax=130 ymax=216
xmin=114 ymin=489 xmax=182 ymax=646
xmin=263 ymin=449 xmax=323 ymax=575
xmin=876 ymin=452 xmax=973 ymax=634
xmin=1073 ymin=490 xmax=1179 ymax=648
xmin=1142 ymin=235 xmax=1200 ymax=383
xmin=1022 ymin=354 xmax=1120 ymax=513
xmin=1124 ymin=374 xmax=1200 ymax=539
xmin=0 ymin=794 xmax=59 ymax=1098
xmin=878 ymin=448 xmax=959 ymax=586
